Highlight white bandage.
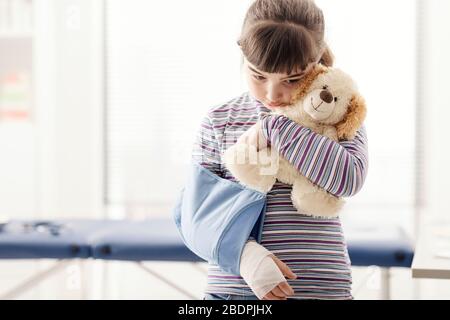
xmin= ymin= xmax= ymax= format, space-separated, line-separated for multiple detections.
xmin=239 ymin=241 xmax=288 ymax=299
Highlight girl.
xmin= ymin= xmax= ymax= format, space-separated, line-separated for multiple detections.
xmin=190 ymin=0 xmax=368 ymax=300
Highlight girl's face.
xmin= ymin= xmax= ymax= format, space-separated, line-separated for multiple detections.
xmin=244 ymin=58 xmax=315 ymax=110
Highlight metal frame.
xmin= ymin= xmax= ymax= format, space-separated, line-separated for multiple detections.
xmin=2 ymin=260 xmax=393 ymax=300
xmin=135 ymin=262 xmax=206 ymax=300
xmin=352 ymin=266 xmax=391 ymax=300
xmin=1 ymin=259 xmax=206 ymax=300
xmin=1 ymin=260 xmax=73 ymax=300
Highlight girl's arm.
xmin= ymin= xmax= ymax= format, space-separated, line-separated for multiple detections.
xmin=192 ymin=114 xmax=223 ymax=177
xmin=260 ymin=114 xmax=369 ymax=198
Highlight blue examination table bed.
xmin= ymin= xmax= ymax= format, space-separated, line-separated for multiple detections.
xmin=0 ymin=218 xmax=414 ymax=299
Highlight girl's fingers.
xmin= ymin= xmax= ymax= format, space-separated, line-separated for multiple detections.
xmin=278 ymin=281 xmax=295 ymax=296
xmin=263 ymin=292 xmax=286 ymax=300
xmin=270 ymin=255 xmax=297 ymax=280
xmin=271 ymin=286 xmax=287 ymax=298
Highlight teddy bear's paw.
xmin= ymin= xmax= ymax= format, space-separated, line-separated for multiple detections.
xmin=234 ymin=163 xmax=273 ymax=191
xmin=223 ymin=144 xmax=262 ymax=167
xmin=224 ymin=148 xmax=275 ymax=192
xmin=291 ymin=190 xmax=344 ymax=218
xmin=224 ymin=145 xmax=257 ymax=178
xmin=244 ymin=175 xmax=277 ymax=193
xmin=291 ymin=179 xmax=319 ymax=196
xmin=223 ymin=149 xmax=258 ymax=180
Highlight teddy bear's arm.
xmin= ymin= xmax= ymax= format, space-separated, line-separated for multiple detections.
xmin=223 ymin=123 xmax=277 ymax=193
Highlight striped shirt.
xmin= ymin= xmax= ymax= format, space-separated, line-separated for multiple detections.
xmin=192 ymin=91 xmax=369 ymax=300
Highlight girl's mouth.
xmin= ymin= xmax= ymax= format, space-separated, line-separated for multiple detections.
xmin=267 ymin=103 xmax=285 ymax=108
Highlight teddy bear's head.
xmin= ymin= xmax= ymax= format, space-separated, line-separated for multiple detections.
xmin=279 ymin=64 xmax=366 ymax=140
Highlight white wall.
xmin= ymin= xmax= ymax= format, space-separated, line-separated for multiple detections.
xmin=34 ymin=0 xmax=104 ymax=219
xmin=412 ymin=0 xmax=450 ymax=300
xmin=1 ymin=0 xmax=105 ymax=300
xmin=421 ymin=0 xmax=450 ymax=219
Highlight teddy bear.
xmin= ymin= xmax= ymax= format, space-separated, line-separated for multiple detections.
xmin=223 ymin=64 xmax=367 ymax=218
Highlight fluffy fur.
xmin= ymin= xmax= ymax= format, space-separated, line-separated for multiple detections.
xmin=223 ymin=65 xmax=366 ymax=218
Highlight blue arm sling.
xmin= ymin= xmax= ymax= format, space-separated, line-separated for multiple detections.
xmin=172 ymin=161 xmax=267 ymax=275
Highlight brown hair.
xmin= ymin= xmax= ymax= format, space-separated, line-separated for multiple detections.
xmin=238 ymin=0 xmax=334 ymax=74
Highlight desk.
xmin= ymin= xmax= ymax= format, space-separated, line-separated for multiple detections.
xmin=412 ymin=217 xmax=450 ymax=279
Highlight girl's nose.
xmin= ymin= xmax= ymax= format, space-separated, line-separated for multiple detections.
xmin=267 ymin=87 xmax=283 ymax=102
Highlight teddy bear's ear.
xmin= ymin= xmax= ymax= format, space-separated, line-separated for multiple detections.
xmin=336 ymin=94 xmax=367 ymax=140
xmin=290 ymin=64 xmax=328 ymax=104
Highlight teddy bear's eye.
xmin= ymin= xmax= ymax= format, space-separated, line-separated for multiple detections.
xmin=334 ymin=97 xmax=338 ymax=102
xmin=322 ymin=85 xmax=328 ymax=90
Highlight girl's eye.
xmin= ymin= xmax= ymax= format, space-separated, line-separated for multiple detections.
xmin=285 ymin=79 xmax=300 ymax=85
xmin=253 ymin=75 xmax=265 ymax=81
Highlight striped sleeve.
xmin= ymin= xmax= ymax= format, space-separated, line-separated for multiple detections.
xmin=192 ymin=114 xmax=223 ymax=177
xmin=261 ymin=114 xmax=368 ymax=198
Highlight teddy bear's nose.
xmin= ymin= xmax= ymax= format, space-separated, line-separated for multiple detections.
xmin=320 ymin=90 xmax=334 ymax=104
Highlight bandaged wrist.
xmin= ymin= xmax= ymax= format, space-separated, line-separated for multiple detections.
xmin=239 ymin=241 xmax=287 ymax=299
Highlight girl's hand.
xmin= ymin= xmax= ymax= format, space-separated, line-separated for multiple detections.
xmin=242 ymin=122 xmax=268 ymax=151
xmin=262 ymin=255 xmax=297 ymax=300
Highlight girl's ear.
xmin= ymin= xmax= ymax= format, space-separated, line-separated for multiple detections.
xmin=336 ymin=94 xmax=367 ymax=140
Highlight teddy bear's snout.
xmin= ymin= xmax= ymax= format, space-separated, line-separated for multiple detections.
xmin=320 ymin=90 xmax=334 ymax=104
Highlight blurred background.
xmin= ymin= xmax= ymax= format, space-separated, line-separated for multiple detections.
xmin=1 ymin=0 xmax=450 ymax=299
